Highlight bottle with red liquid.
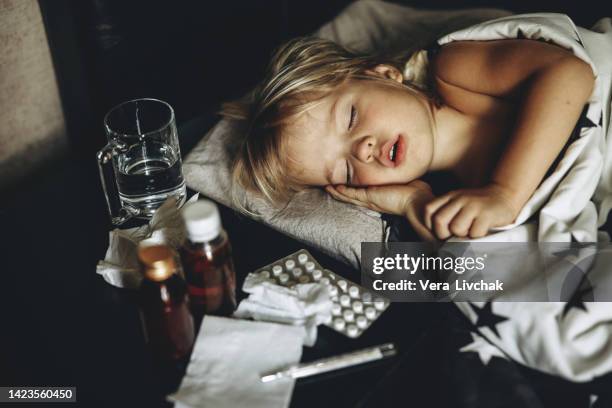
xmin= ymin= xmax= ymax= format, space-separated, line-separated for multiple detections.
xmin=138 ymin=245 xmax=195 ymax=365
xmin=180 ymin=200 xmax=237 ymax=327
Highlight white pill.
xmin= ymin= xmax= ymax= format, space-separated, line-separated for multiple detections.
xmin=292 ymin=268 xmax=303 ymax=277
xmin=272 ymin=265 xmax=283 ymax=276
xmin=331 ymin=304 xmax=342 ymax=316
xmin=347 ymin=325 xmax=359 ymax=338
xmin=285 ymin=259 xmax=295 ymax=269
xmin=343 ymin=309 xmax=355 ymax=322
xmin=365 ymin=307 xmax=376 ymax=320
xmin=320 ymin=277 xmax=331 ymax=285
xmin=298 ymin=275 xmax=310 ymax=284
xmin=328 ymin=286 xmax=338 ymax=297
xmin=298 ymin=253 xmax=308 ymax=264
xmin=348 ymin=286 xmax=359 ymax=298
xmin=305 ymin=261 xmax=315 ymax=272
xmin=279 ymin=273 xmax=290 ymax=284
xmin=338 ymin=280 xmax=348 ymax=291
xmin=260 ymin=270 xmax=270 ymax=279
xmin=374 ymin=298 xmax=386 ymax=310
xmin=333 ymin=318 xmax=346 ymax=331
xmin=352 ymin=301 xmax=363 ymax=314
xmin=312 ymin=269 xmax=323 ymax=280
xmin=361 ymin=292 xmax=373 ymax=303
xmin=356 ymin=316 xmax=368 ymax=329
xmin=339 ymin=294 xmax=351 ymax=307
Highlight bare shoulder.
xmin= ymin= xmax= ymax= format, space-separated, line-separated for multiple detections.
xmin=432 ymin=39 xmax=583 ymax=100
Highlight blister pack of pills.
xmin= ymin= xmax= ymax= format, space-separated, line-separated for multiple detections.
xmin=253 ymin=249 xmax=390 ymax=338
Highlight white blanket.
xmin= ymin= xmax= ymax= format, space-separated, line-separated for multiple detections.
xmin=437 ymin=13 xmax=612 ymax=383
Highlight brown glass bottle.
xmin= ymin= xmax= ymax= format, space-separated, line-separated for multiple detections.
xmin=180 ymin=200 xmax=237 ymax=327
xmin=138 ymin=245 xmax=195 ymax=364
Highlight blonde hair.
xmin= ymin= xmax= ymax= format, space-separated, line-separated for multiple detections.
xmin=222 ymin=36 xmax=437 ymax=210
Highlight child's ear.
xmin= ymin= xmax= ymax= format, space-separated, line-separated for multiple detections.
xmin=365 ymin=64 xmax=403 ymax=83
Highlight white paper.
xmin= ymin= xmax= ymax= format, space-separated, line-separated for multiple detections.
xmin=169 ymin=316 xmax=304 ymax=408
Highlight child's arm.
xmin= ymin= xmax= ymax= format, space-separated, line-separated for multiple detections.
xmin=425 ymin=39 xmax=595 ymax=239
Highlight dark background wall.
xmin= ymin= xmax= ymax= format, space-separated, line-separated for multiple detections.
xmin=38 ymin=0 xmax=352 ymax=158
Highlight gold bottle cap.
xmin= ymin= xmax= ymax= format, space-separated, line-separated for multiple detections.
xmin=138 ymin=245 xmax=177 ymax=282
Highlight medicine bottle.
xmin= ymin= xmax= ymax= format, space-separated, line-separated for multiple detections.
xmin=139 ymin=230 xmax=185 ymax=279
xmin=138 ymin=245 xmax=195 ymax=364
xmin=179 ymin=200 xmax=237 ymax=327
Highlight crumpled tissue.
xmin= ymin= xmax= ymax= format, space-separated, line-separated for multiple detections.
xmin=233 ymin=272 xmax=332 ymax=346
xmin=169 ymin=316 xmax=304 ymax=408
xmin=96 ymin=194 xmax=198 ymax=288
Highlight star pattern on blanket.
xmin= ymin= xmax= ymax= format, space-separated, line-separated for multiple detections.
xmin=576 ymin=105 xmax=597 ymax=130
xmin=573 ymin=30 xmax=584 ymax=47
xmin=561 ymin=280 xmax=593 ymax=318
xmin=545 ymin=104 xmax=597 ymax=178
xmin=553 ymin=245 xmax=597 ymax=314
xmin=552 ymin=242 xmax=598 ymax=258
xmin=516 ymin=28 xmax=564 ymax=47
xmin=472 ymin=301 xmax=509 ymax=338
xmin=460 ymin=332 xmax=508 ymax=365
xmin=568 ymin=104 xmax=597 ymax=144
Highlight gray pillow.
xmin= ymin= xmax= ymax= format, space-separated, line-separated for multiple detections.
xmin=183 ymin=0 xmax=512 ymax=268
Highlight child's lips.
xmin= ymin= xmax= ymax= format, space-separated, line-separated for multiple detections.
xmin=394 ymin=135 xmax=406 ymax=167
xmin=381 ymin=138 xmax=396 ymax=167
xmin=381 ymin=135 xmax=405 ymax=168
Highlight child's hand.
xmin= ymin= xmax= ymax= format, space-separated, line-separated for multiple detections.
xmin=423 ymin=184 xmax=521 ymax=240
xmin=325 ymin=180 xmax=437 ymax=242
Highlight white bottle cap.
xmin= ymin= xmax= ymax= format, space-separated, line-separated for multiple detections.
xmin=182 ymin=200 xmax=222 ymax=243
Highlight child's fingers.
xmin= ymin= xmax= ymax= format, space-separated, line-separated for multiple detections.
xmin=430 ymin=198 xmax=464 ymax=240
xmin=326 ymin=185 xmax=354 ymax=202
xmin=406 ymin=209 xmax=438 ymax=243
xmin=325 ymin=185 xmax=338 ymax=196
xmin=414 ymin=222 xmax=438 ymax=243
xmin=449 ymin=206 xmax=478 ymax=237
xmin=326 ymin=185 xmax=352 ymax=201
xmin=335 ymin=185 xmax=371 ymax=203
xmin=423 ymin=194 xmax=454 ymax=230
xmin=325 ymin=185 xmax=368 ymax=208
xmin=325 ymin=185 xmax=357 ymax=204
xmin=469 ymin=215 xmax=491 ymax=238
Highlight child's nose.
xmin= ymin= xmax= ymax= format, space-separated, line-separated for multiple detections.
xmin=353 ymin=136 xmax=377 ymax=163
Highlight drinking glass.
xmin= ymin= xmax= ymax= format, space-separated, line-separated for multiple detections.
xmin=97 ymin=98 xmax=186 ymax=225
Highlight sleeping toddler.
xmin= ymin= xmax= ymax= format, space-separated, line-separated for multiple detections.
xmin=223 ymin=35 xmax=595 ymax=241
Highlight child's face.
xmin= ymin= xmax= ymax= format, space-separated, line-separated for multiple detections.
xmin=284 ymin=77 xmax=436 ymax=187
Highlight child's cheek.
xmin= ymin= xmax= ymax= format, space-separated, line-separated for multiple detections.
xmin=354 ymin=170 xmax=381 ymax=187
xmin=351 ymin=169 xmax=367 ymax=186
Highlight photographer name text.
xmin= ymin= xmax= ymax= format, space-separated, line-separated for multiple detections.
xmin=372 ymin=279 xmax=504 ymax=292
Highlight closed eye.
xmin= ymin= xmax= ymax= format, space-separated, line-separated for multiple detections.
xmin=346 ymin=161 xmax=351 ymax=184
xmin=348 ymin=105 xmax=357 ymax=130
